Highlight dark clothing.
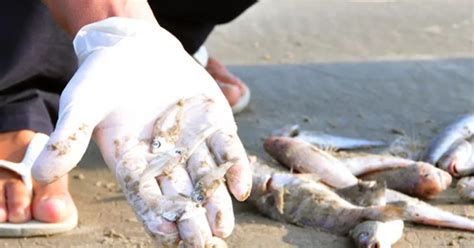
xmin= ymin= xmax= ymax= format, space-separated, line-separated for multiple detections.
xmin=0 ymin=0 xmax=256 ymax=134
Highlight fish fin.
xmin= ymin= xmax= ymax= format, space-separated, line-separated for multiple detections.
xmin=368 ymin=201 xmax=407 ymax=221
xmin=272 ymin=188 xmax=285 ymax=214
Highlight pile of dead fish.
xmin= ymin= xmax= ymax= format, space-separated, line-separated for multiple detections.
xmin=248 ymin=113 xmax=474 ymax=248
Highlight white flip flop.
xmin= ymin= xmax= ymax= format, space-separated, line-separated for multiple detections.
xmin=0 ymin=133 xmax=78 ymax=237
xmin=193 ymin=46 xmax=251 ymax=114
xmin=217 ymin=82 xmax=251 ymax=114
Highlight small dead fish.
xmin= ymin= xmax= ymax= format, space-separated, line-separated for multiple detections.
xmin=456 ymin=177 xmax=474 ymax=200
xmin=347 ymin=181 xmax=404 ymax=248
xmin=422 ymin=113 xmax=474 ymax=165
xmin=272 ymin=125 xmax=386 ymax=150
xmin=350 ymin=220 xmax=404 ymax=248
xmin=191 ymin=162 xmax=233 ymax=204
xmin=438 ymin=139 xmax=474 ymax=177
xmin=264 ymin=136 xmax=358 ymax=188
xmin=115 ymin=97 xmax=224 ymax=247
xmin=386 ymin=189 xmax=474 ymax=232
xmin=334 ymin=152 xmax=415 ymax=176
xmin=250 ymin=159 xmax=405 ymax=235
xmin=336 ymin=180 xmax=387 ymax=207
xmin=360 ymin=162 xmax=452 ymax=199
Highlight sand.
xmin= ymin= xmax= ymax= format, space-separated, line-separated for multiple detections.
xmin=2 ymin=1 xmax=473 ymax=247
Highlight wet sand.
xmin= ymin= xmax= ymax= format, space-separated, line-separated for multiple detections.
xmin=3 ymin=1 xmax=473 ymax=247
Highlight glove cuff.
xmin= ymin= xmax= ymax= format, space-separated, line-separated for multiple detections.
xmin=73 ymin=17 xmax=161 ymax=64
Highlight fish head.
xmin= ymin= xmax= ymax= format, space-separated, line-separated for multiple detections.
xmin=438 ymin=140 xmax=473 ymax=177
xmin=414 ymin=162 xmax=452 ymax=198
xmin=350 ymin=221 xmax=386 ymax=248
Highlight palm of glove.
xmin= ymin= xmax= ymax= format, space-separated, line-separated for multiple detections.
xmin=31 ymin=18 xmax=251 ymax=246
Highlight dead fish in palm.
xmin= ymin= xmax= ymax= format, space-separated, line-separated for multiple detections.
xmin=360 ymin=162 xmax=452 ymax=199
xmin=115 ymin=97 xmax=229 ymax=247
xmin=437 ymin=138 xmax=474 ymax=177
xmin=272 ymin=125 xmax=386 ymax=151
xmin=350 ymin=220 xmax=404 ymax=248
xmin=264 ymin=136 xmax=359 ymax=188
xmin=456 ymin=177 xmax=474 ymax=200
xmin=249 ymin=157 xmax=405 ymax=235
xmin=422 ymin=113 xmax=474 ymax=165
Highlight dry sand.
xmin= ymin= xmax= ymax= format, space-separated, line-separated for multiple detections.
xmin=2 ymin=0 xmax=473 ymax=247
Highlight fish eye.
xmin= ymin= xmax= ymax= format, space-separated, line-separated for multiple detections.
xmin=151 ymin=137 xmax=161 ymax=149
xmin=358 ymin=232 xmax=369 ymax=240
xmin=151 ymin=137 xmax=172 ymax=153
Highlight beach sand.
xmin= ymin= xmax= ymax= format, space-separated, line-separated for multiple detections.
xmin=3 ymin=1 xmax=473 ymax=247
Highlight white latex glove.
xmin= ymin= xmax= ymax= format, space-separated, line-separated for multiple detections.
xmin=31 ymin=17 xmax=251 ymax=246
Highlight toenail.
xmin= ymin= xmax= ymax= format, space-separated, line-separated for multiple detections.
xmin=0 ymin=208 xmax=7 ymax=222
xmin=10 ymin=209 xmax=29 ymax=222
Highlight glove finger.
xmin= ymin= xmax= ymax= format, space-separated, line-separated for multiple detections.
xmin=187 ymin=145 xmax=235 ymax=238
xmin=177 ymin=206 xmax=214 ymax=247
xmin=208 ymin=130 xmax=252 ymax=201
xmin=157 ymin=166 xmax=214 ymax=246
xmin=31 ymin=105 xmax=99 ymax=184
xmin=115 ymin=141 xmax=179 ymax=246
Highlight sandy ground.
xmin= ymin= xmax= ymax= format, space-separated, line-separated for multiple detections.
xmin=2 ymin=0 xmax=474 ymax=247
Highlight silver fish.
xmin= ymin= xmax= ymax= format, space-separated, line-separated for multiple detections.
xmin=191 ymin=162 xmax=233 ymax=204
xmin=350 ymin=220 xmax=404 ymax=248
xmin=438 ymin=139 xmax=474 ymax=177
xmin=272 ymin=125 xmax=386 ymax=150
xmin=347 ymin=181 xmax=404 ymax=248
xmin=264 ymin=136 xmax=359 ymax=188
xmin=423 ymin=113 xmax=474 ymax=165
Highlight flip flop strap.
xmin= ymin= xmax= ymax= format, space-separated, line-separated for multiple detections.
xmin=0 ymin=133 xmax=49 ymax=193
xmin=193 ymin=46 xmax=209 ymax=67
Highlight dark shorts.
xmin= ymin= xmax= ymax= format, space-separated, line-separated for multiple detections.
xmin=0 ymin=0 xmax=256 ymax=134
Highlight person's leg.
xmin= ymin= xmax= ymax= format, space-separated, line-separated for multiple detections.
xmin=148 ymin=0 xmax=257 ymax=111
xmin=0 ymin=0 xmax=77 ymax=224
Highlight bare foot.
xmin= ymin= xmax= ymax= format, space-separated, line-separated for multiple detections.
xmin=0 ymin=130 xmax=76 ymax=223
xmin=205 ymin=57 xmax=247 ymax=107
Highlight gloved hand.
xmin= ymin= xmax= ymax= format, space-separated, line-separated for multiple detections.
xmin=31 ymin=17 xmax=251 ymax=246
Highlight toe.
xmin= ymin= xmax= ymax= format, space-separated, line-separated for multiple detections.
xmin=0 ymin=184 xmax=6 ymax=222
xmin=218 ymin=83 xmax=241 ymax=107
xmin=32 ymin=175 xmax=76 ymax=223
xmin=206 ymin=57 xmax=247 ymax=94
xmin=5 ymin=180 xmax=32 ymax=223
xmin=33 ymin=197 xmax=68 ymax=223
